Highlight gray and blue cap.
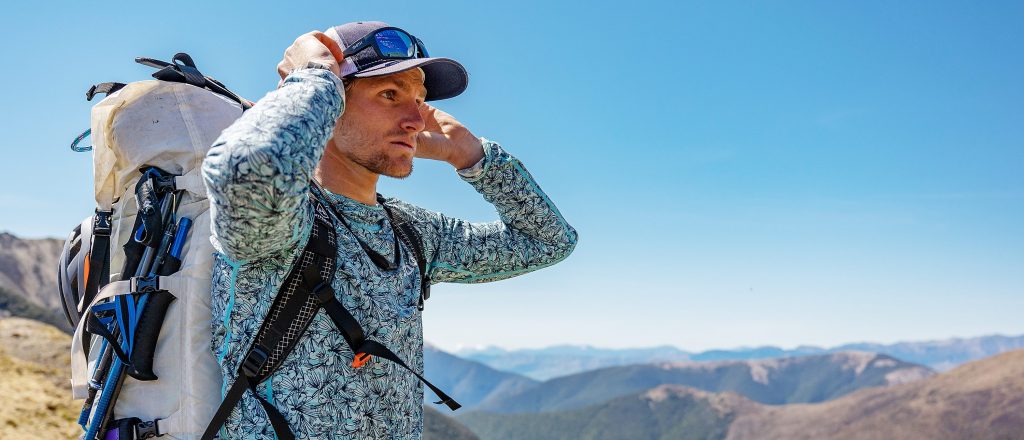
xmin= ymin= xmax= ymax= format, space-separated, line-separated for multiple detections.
xmin=326 ymin=21 xmax=469 ymax=101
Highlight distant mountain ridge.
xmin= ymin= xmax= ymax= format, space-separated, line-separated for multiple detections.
xmin=459 ymin=334 xmax=1024 ymax=380
xmin=469 ymin=351 xmax=932 ymax=414
xmin=460 ymin=350 xmax=1024 ymax=440
xmin=423 ymin=343 xmax=538 ymax=409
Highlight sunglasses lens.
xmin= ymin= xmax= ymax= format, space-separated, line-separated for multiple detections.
xmin=374 ymin=30 xmax=415 ymax=58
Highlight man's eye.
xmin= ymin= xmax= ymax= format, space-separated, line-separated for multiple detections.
xmin=381 ymin=90 xmax=396 ymax=100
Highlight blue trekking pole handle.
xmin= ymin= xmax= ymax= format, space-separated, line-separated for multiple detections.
xmin=128 ymin=217 xmax=191 ymax=381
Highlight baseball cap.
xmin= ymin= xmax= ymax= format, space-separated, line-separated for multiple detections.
xmin=325 ymin=21 xmax=469 ymax=101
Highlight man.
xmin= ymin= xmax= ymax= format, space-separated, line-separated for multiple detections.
xmin=202 ymin=21 xmax=577 ymax=439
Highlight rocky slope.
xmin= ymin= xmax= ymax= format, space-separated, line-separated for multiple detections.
xmin=0 ymin=232 xmax=66 ymax=330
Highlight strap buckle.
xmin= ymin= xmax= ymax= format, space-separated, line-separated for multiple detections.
xmin=93 ymin=210 xmax=113 ymax=236
xmin=135 ymin=419 xmax=160 ymax=439
xmin=241 ymin=346 xmax=269 ymax=378
xmin=352 ymin=352 xmax=372 ymax=369
xmin=153 ymin=174 xmax=178 ymax=194
xmin=131 ymin=276 xmax=159 ymax=293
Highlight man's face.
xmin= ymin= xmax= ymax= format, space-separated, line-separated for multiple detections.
xmin=329 ymin=68 xmax=428 ymax=178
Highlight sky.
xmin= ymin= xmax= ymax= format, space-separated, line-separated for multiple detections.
xmin=1 ymin=1 xmax=1022 ymax=353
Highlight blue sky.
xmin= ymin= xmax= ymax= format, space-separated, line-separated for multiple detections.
xmin=1 ymin=1 xmax=1022 ymax=352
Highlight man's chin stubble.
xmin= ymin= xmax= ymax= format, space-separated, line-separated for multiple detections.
xmin=354 ymin=154 xmax=413 ymax=179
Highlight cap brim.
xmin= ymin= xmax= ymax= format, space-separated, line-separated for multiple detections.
xmin=351 ymin=57 xmax=468 ymax=101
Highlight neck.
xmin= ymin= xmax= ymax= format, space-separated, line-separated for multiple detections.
xmin=315 ymin=143 xmax=379 ymax=206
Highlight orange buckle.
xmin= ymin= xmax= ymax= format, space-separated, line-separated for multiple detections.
xmin=352 ymin=353 xmax=372 ymax=368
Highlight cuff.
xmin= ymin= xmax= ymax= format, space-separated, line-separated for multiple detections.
xmin=456 ymin=137 xmax=489 ymax=179
xmin=284 ymin=67 xmax=345 ymax=100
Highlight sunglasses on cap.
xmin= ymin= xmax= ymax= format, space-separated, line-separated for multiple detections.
xmin=342 ymin=27 xmax=430 ymax=61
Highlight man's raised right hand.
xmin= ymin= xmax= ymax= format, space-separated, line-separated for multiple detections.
xmin=276 ymin=31 xmax=345 ymax=85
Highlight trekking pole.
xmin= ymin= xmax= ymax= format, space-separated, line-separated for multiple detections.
xmin=83 ymin=191 xmax=176 ymax=440
xmin=76 ymin=221 xmax=154 ymax=428
xmin=128 ymin=216 xmax=191 ymax=381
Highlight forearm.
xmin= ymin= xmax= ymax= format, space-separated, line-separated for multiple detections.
xmin=202 ymin=68 xmax=344 ymax=260
xmin=429 ymin=139 xmax=578 ymax=283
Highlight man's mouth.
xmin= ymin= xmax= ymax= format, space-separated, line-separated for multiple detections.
xmin=391 ymin=141 xmax=414 ymax=150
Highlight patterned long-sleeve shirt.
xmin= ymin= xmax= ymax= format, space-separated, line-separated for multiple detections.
xmin=201 ymin=68 xmax=577 ymax=439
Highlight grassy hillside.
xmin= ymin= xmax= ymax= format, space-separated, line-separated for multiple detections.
xmin=0 ymin=317 xmax=79 ymax=439
xmin=0 ymin=317 xmax=482 ymax=439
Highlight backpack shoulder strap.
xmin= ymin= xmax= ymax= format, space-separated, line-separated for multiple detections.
xmin=202 ymin=194 xmax=457 ymax=440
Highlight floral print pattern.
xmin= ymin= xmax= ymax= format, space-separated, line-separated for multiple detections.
xmin=202 ymin=68 xmax=577 ymax=439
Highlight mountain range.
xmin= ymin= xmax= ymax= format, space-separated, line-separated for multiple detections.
xmin=423 ymin=343 xmax=538 ymax=409
xmin=459 ymin=349 xmax=1024 ymax=440
xmin=458 ymin=334 xmax=1024 ymax=380
xmin=466 ymin=352 xmax=932 ymax=414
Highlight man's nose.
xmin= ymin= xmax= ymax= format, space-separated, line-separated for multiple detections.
xmin=401 ymin=103 xmax=426 ymax=133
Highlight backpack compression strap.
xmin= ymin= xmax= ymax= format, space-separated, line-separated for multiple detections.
xmin=202 ymin=197 xmax=458 ymax=440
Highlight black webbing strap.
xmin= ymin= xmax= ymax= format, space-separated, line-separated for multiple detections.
xmin=86 ymin=82 xmax=126 ymax=101
xmin=139 ymin=53 xmax=252 ymax=111
xmin=86 ymin=314 xmax=130 ymax=364
xmin=202 ymin=347 xmax=293 ymax=440
xmin=81 ymin=210 xmax=112 ymax=356
xmin=306 ymin=276 xmax=460 ymax=410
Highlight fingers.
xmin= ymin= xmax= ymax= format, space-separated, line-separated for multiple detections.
xmin=420 ymin=104 xmax=444 ymax=132
xmin=277 ymin=60 xmax=289 ymax=80
xmin=312 ymin=31 xmax=345 ymax=63
xmin=277 ymin=31 xmax=344 ymax=80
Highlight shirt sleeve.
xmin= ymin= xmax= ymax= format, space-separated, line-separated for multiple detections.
xmin=202 ymin=68 xmax=344 ymax=261
xmin=392 ymin=139 xmax=578 ymax=284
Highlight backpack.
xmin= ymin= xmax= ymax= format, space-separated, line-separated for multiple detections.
xmin=61 ymin=53 xmax=454 ymax=440
xmin=64 ymin=53 xmax=248 ymax=440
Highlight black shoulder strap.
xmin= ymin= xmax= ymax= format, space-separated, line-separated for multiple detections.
xmin=377 ymin=195 xmax=431 ymax=310
xmin=202 ymin=196 xmax=457 ymax=440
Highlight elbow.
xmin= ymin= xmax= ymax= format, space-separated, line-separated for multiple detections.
xmin=552 ymin=223 xmax=579 ymax=262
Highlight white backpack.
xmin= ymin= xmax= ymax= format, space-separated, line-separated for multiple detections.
xmin=64 ymin=53 xmax=247 ymax=439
